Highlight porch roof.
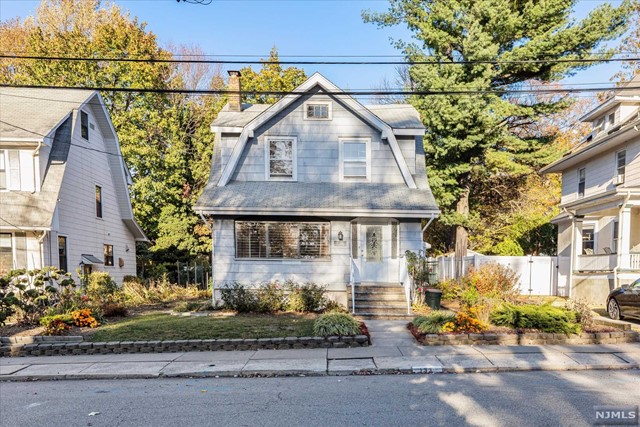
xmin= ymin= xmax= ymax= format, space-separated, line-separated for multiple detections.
xmin=195 ymin=181 xmax=439 ymax=218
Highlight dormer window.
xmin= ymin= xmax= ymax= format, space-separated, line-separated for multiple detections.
xmin=304 ymin=101 xmax=332 ymax=120
xmin=80 ymin=111 xmax=89 ymax=140
xmin=593 ymin=117 xmax=604 ymax=134
xmin=265 ymin=136 xmax=297 ymax=180
xmin=578 ymin=168 xmax=586 ymax=198
xmin=607 ymin=113 xmax=615 ymax=128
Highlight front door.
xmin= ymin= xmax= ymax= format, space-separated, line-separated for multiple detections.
xmin=355 ymin=221 xmax=399 ymax=283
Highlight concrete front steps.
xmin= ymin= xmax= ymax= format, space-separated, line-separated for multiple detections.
xmin=348 ymin=283 xmax=413 ymax=320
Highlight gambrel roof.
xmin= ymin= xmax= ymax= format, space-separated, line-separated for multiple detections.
xmin=196 ymin=73 xmax=439 ymax=218
xmin=0 ymin=87 xmax=146 ymax=240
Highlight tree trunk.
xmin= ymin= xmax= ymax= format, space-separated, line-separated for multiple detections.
xmin=454 ymin=186 xmax=470 ymax=278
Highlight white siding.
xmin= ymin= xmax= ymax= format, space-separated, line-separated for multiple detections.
xmin=561 ymin=136 xmax=640 ymax=204
xmin=53 ymin=108 xmax=137 ymax=283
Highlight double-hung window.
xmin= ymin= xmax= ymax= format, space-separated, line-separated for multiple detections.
xmin=81 ymin=111 xmax=89 ymax=140
xmin=612 ymin=220 xmax=619 ymax=254
xmin=266 ymin=137 xmax=296 ymax=180
xmin=235 ymin=221 xmax=330 ymax=259
xmin=104 ymin=244 xmax=114 ymax=266
xmin=577 ymin=168 xmax=586 ymax=199
xmin=58 ymin=236 xmax=68 ymax=272
xmin=582 ymin=226 xmax=595 ymax=255
xmin=340 ymin=138 xmax=369 ymax=181
xmin=0 ymin=233 xmax=12 ymax=273
xmin=95 ymin=185 xmax=103 ymax=218
xmin=616 ymin=150 xmax=626 ymax=182
xmin=0 ymin=150 xmax=6 ymax=190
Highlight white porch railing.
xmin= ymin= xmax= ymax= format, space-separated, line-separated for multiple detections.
xmin=631 ymin=254 xmax=640 ymax=270
xmin=576 ymin=254 xmax=617 ymax=271
xmin=399 ymin=256 xmax=412 ymax=315
xmin=349 ymin=259 xmax=359 ymax=315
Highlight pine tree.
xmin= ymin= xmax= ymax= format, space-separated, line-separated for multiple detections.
xmin=364 ymin=0 xmax=630 ymax=266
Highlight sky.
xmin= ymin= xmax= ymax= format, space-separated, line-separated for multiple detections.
xmin=0 ymin=0 xmax=628 ymax=97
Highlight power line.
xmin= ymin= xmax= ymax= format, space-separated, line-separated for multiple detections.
xmin=1 ymin=82 xmax=639 ymax=96
xmin=1 ymin=53 xmax=638 ymax=66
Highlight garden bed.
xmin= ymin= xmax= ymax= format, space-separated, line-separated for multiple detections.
xmin=408 ymin=322 xmax=639 ymax=346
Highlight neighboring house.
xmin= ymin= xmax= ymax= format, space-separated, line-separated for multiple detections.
xmin=195 ymin=71 xmax=439 ymax=313
xmin=541 ymin=75 xmax=640 ymax=304
xmin=0 ymin=88 xmax=146 ymax=283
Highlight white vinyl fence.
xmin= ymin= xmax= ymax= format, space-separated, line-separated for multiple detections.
xmin=437 ymin=255 xmax=568 ymax=297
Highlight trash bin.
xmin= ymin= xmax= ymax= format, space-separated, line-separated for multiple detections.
xmin=424 ymin=288 xmax=442 ymax=310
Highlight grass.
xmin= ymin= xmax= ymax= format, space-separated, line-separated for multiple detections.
xmin=89 ymin=313 xmax=317 ymax=342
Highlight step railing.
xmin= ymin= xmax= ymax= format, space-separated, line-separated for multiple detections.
xmin=399 ymin=255 xmax=412 ymax=315
xmin=349 ymin=259 xmax=359 ymax=315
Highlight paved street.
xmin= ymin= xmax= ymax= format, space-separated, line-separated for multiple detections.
xmin=1 ymin=370 xmax=639 ymax=427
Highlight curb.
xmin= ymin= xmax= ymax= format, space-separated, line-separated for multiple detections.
xmin=2 ymin=364 xmax=637 ymax=382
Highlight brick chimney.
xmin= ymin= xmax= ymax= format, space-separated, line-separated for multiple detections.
xmin=227 ymin=70 xmax=242 ymax=112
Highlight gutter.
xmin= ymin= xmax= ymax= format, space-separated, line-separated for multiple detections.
xmin=32 ymin=139 xmax=43 ymax=193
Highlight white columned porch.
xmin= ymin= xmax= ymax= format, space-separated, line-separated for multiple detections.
xmin=617 ymin=207 xmax=632 ymax=269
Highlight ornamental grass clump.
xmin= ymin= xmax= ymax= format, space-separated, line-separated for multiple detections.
xmin=413 ymin=311 xmax=457 ymax=334
xmin=490 ymin=303 xmax=580 ymax=335
xmin=313 ymin=312 xmax=360 ymax=337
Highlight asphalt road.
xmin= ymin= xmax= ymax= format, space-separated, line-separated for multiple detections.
xmin=1 ymin=371 xmax=639 ymax=427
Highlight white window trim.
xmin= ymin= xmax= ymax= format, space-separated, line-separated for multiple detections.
xmin=303 ymin=101 xmax=332 ymax=121
xmin=577 ymin=167 xmax=586 ymax=199
xmin=612 ymin=219 xmax=619 ymax=254
xmin=80 ymin=110 xmax=89 ymax=141
xmin=580 ymin=222 xmax=597 ymax=255
xmin=264 ymin=136 xmax=297 ymax=181
xmin=95 ymin=183 xmax=103 ymax=219
xmin=616 ymin=149 xmax=626 ymax=176
xmin=339 ymin=137 xmax=371 ymax=182
xmin=0 ymin=149 xmax=7 ymax=191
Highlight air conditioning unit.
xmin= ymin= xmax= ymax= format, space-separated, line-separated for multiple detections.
xmin=616 ymin=174 xmax=625 ymax=185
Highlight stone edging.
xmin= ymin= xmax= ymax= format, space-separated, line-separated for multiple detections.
xmin=1 ymin=335 xmax=369 ymax=357
xmin=417 ymin=331 xmax=639 ymax=346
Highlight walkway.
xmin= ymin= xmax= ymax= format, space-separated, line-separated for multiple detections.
xmin=1 ymin=339 xmax=639 ymax=380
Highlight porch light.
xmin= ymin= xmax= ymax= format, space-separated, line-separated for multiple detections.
xmin=338 ymin=231 xmax=344 ymax=241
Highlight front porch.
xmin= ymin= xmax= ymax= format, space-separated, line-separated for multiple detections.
xmin=577 ymin=253 xmax=640 ymax=272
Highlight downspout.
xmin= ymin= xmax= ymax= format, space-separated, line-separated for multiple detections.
xmin=613 ymin=192 xmax=632 ymax=289
xmin=36 ymin=230 xmax=48 ymax=269
xmin=421 ymin=213 xmax=436 ymax=252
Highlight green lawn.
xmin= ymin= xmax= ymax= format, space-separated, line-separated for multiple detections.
xmin=90 ymin=313 xmax=317 ymax=342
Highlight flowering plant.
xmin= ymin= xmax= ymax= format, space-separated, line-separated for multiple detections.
xmin=71 ymin=308 xmax=100 ymax=328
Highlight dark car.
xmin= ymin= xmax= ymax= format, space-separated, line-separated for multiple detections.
xmin=607 ymin=278 xmax=640 ymax=320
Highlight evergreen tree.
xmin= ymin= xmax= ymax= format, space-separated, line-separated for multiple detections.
xmin=364 ymin=0 xmax=630 ymax=262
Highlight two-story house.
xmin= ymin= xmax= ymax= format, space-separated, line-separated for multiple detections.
xmin=195 ymin=72 xmax=439 ymax=314
xmin=541 ymin=75 xmax=640 ymax=304
xmin=0 ymin=87 xmax=147 ymax=283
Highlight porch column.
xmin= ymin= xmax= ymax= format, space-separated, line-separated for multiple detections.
xmin=571 ymin=217 xmax=584 ymax=272
xmin=618 ymin=208 xmax=631 ymax=269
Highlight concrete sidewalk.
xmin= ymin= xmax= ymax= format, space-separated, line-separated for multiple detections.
xmin=1 ymin=321 xmax=639 ymax=381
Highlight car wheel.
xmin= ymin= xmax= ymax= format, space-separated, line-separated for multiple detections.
xmin=608 ymin=299 xmax=623 ymax=320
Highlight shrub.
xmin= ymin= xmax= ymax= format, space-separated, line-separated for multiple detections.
xmin=101 ymin=303 xmax=128 ymax=318
xmin=287 ymin=282 xmax=328 ymax=313
xmin=413 ymin=311 xmax=457 ymax=334
xmin=434 ymin=279 xmax=463 ymax=301
xmin=40 ymin=313 xmax=73 ymax=336
xmin=71 ymin=308 xmax=100 ymax=328
xmin=460 ymin=286 xmax=480 ymax=309
xmin=564 ymin=298 xmax=594 ymax=330
xmin=466 ymin=263 xmax=520 ymax=300
xmin=256 ymin=282 xmax=287 ymax=313
xmin=442 ymin=312 xmax=488 ymax=334
xmin=85 ymin=272 xmax=119 ymax=310
xmin=490 ymin=303 xmax=580 ymax=334
xmin=313 ymin=312 xmax=361 ymax=337
xmin=221 ymin=283 xmax=258 ymax=312
xmin=174 ymin=300 xmax=217 ymax=313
